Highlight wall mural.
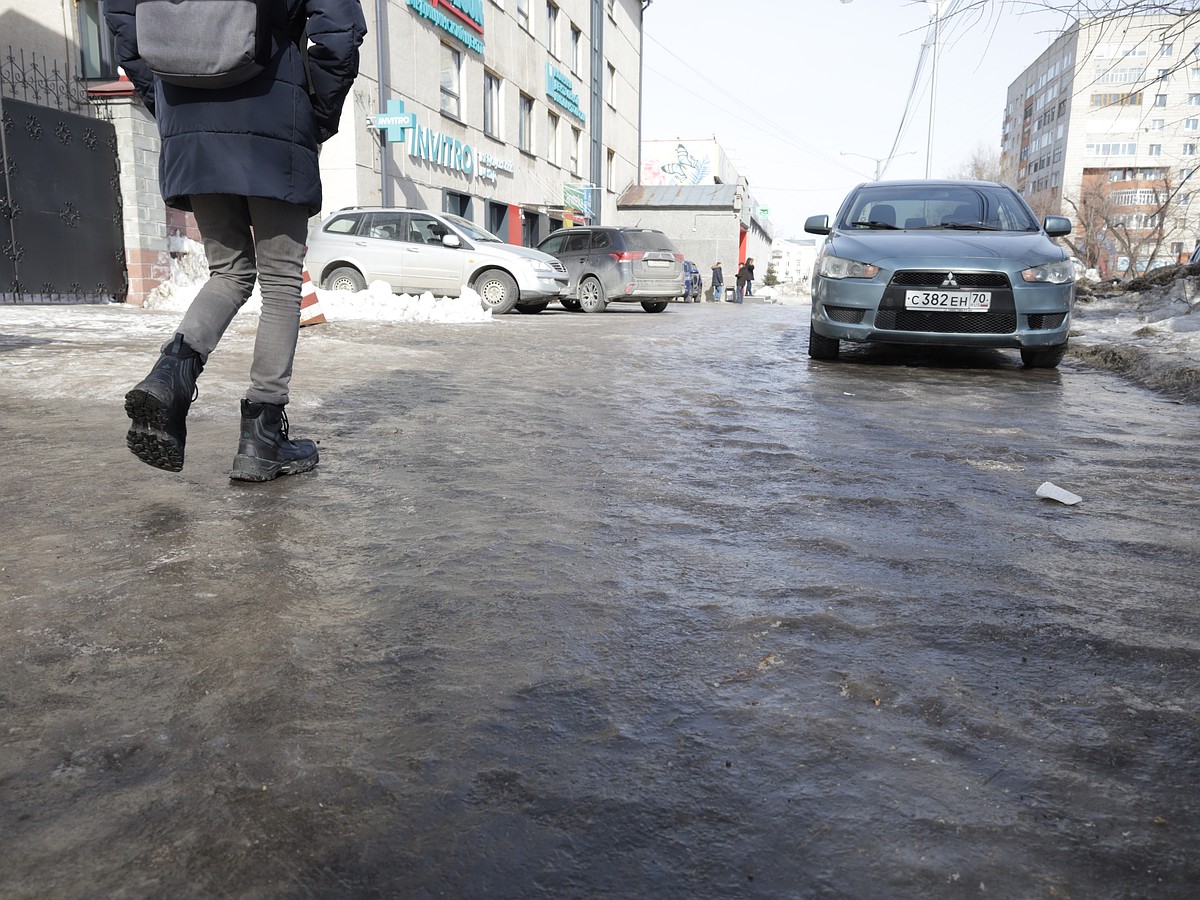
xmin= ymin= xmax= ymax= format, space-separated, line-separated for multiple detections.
xmin=641 ymin=141 xmax=714 ymax=186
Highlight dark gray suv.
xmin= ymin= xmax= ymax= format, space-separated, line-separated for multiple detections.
xmin=537 ymin=226 xmax=685 ymax=313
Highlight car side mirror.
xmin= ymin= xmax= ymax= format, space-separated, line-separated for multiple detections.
xmin=442 ymin=233 xmax=462 ymax=248
xmin=1043 ymin=215 xmax=1072 ymax=237
xmin=805 ymin=215 xmax=831 ymax=236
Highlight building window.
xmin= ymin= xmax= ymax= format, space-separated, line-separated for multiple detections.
xmin=606 ymin=62 xmax=616 ymax=106
xmin=1187 ymin=118 xmax=1200 ymax=131
xmin=1150 ymin=119 xmax=1164 ymax=131
xmin=1183 ymin=143 xmax=1198 ymax=157
xmin=547 ymin=111 xmax=560 ymax=165
xmin=571 ymin=25 xmax=583 ymax=73
xmin=569 ymin=126 xmax=581 ymax=174
xmin=1148 ymin=143 xmax=1162 ymax=156
xmin=440 ymin=43 xmax=462 ymax=118
xmin=78 ymin=0 xmax=117 ymax=79
xmin=516 ymin=0 xmax=530 ymax=31
xmin=519 ymin=93 xmax=534 ymax=152
xmin=547 ymin=2 xmax=560 ymax=57
xmin=484 ymin=70 xmax=502 ymax=139
xmin=1160 ymin=43 xmax=1174 ymax=57
xmin=1089 ymin=92 xmax=1142 ymax=108
xmin=607 ymin=148 xmax=615 ymax=188
xmin=1156 ymin=94 xmax=1168 ymax=107
xmin=1190 ymin=94 xmax=1200 ymax=106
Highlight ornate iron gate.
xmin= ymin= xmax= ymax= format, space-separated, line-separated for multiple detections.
xmin=0 ymin=95 xmax=125 ymax=303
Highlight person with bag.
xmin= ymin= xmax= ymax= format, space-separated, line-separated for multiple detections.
xmin=105 ymin=0 xmax=367 ymax=481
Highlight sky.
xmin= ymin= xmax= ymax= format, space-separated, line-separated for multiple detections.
xmin=640 ymin=0 xmax=1079 ymax=238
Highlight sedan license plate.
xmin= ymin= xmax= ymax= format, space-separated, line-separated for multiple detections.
xmin=904 ymin=290 xmax=991 ymax=311
xmin=646 ymin=259 xmax=669 ymax=268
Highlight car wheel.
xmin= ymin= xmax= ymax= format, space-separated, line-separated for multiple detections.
xmin=808 ymin=324 xmax=840 ymax=360
xmin=473 ymin=269 xmax=519 ymax=314
xmin=326 ymin=266 xmax=366 ymax=293
xmin=1020 ymin=342 xmax=1067 ymax=369
xmin=579 ymin=277 xmax=607 ymax=313
xmin=516 ymin=300 xmax=550 ymax=314
xmin=560 ymin=298 xmax=582 ymax=311
xmin=641 ymin=301 xmax=669 ymax=313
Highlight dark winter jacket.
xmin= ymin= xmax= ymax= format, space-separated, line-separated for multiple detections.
xmin=105 ymin=0 xmax=366 ymax=214
xmin=736 ymin=263 xmax=753 ymax=287
xmin=711 ymin=265 xmax=723 ymax=287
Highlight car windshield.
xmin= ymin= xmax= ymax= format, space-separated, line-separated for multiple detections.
xmin=840 ymin=184 xmax=1040 ymax=233
xmin=442 ymin=213 xmax=502 ymax=243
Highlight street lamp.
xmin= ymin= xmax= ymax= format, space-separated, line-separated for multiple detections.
xmin=925 ymin=1 xmax=944 ymax=179
xmin=841 ymin=150 xmax=917 ymax=181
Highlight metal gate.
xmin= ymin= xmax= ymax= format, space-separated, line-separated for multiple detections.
xmin=0 ymin=95 xmax=125 ymax=303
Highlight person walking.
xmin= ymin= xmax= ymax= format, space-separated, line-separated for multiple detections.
xmin=735 ymin=258 xmax=754 ymax=303
xmin=105 ymin=0 xmax=367 ymax=482
xmin=710 ymin=262 xmax=724 ymax=302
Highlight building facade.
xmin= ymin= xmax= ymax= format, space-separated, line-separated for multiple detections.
xmin=1001 ymin=13 xmax=1200 ymax=275
xmin=347 ymin=0 xmax=647 ymax=244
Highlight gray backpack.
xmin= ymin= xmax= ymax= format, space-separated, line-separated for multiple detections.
xmin=135 ymin=0 xmax=275 ymax=89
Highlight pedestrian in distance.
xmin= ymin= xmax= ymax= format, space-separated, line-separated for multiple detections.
xmin=105 ymin=0 xmax=367 ymax=481
xmin=710 ymin=261 xmax=724 ymax=302
xmin=735 ymin=258 xmax=754 ymax=303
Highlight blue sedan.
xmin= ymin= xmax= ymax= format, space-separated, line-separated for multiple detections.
xmin=804 ymin=180 xmax=1076 ymax=368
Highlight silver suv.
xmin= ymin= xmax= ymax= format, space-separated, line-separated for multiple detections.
xmin=537 ymin=226 xmax=685 ymax=313
xmin=305 ymin=207 xmax=569 ymax=314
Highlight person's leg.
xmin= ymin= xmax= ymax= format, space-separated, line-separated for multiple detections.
xmin=175 ymin=195 xmax=258 ymax=358
xmin=229 ymin=197 xmax=318 ymax=483
xmin=244 ymin=197 xmax=309 ymax=406
xmin=123 ymin=195 xmax=255 ymax=471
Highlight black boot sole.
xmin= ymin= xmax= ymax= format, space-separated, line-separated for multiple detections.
xmin=125 ymin=388 xmax=184 ymax=472
xmin=229 ymin=450 xmax=319 ymax=483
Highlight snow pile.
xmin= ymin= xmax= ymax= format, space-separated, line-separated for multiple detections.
xmin=1070 ymin=268 xmax=1200 ymax=401
xmin=143 ymin=236 xmax=492 ymax=324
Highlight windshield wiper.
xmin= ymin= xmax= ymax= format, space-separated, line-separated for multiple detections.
xmin=937 ymin=222 xmax=1003 ymax=231
xmin=851 ymin=220 xmax=900 ymax=230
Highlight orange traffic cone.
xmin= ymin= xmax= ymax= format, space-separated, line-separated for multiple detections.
xmin=299 ymin=267 xmax=326 ymax=326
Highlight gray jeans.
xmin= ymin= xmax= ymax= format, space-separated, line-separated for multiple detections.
xmin=170 ymin=195 xmax=310 ymax=406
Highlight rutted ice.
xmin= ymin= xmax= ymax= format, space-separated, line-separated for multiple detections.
xmin=145 ymin=236 xmax=492 ymax=324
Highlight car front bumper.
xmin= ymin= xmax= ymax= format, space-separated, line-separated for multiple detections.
xmin=811 ymin=276 xmax=1074 ymax=350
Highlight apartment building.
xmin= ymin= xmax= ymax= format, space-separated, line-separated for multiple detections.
xmin=1001 ymin=12 xmax=1200 ymax=274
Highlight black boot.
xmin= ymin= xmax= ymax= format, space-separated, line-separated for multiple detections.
xmin=124 ymin=333 xmax=204 ymax=472
xmin=229 ymin=400 xmax=319 ymax=482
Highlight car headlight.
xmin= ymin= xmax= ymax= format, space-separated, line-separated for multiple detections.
xmin=817 ymin=253 xmax=880 ymax=280
xmin=530 ymin=259 xmax=556 ymax=274
xmin=1021 ymin=258 xmax=1076 ymax=284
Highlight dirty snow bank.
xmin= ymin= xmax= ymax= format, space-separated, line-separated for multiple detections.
xmin=1070 ymin=267 xmax=1200 ymax=403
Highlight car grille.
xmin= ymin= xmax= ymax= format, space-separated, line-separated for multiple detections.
xmin=826 ymin=306 xmax=866 ymax=324
xmin=549 ymin=260 xmax=567 ymax=274
xmin=1028 ymin=312 xmax=1066 ymax=330
xmin=890 ymin=270 xmax=1010 ymax=289
xmin=875 ymin=310 xmax=1016 ymax=334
